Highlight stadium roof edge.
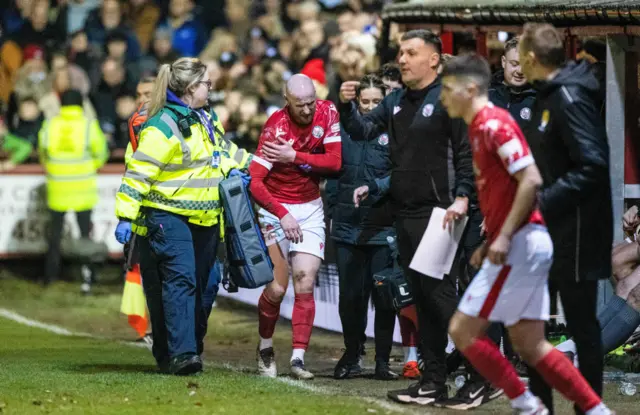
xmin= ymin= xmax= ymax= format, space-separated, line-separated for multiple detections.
xmin=382 ymin=0 xmax=640 ymax=27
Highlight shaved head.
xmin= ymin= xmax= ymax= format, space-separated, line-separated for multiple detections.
xmin=285 ymin=73 xmax=317 ymax=126
xmin=286 ymin=74 xmax=316 ymax=100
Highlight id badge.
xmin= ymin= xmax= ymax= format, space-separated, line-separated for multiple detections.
xmin=211 ymin=150 xmax=220 ymax=168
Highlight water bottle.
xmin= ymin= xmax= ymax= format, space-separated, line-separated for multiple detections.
xmin=618 ymin=382 xmax=637 ymax=396
xmin=455 ymin=375 xmax=466 ymax=389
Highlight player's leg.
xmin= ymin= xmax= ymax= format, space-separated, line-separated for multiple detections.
xmin=509 ymin=320 xmax=613 ymax=415
xmin=256 ymin=241 xmax=290 ymax=378
xmin=289 ymin=251 xmax=322 ymax=379
xmin=398 ymin=305 xmax=420 ymax=378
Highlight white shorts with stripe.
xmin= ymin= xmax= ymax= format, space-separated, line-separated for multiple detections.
xmin=457 ymin=224 xmax=553 ymax=327
xmin=257 ymin=197 xmax=326 ymax=260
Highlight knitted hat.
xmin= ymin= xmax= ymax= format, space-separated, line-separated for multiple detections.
xmin=300 ymin=58 xmax=326 ymax=86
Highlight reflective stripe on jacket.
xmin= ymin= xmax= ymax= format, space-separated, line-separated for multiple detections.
xmin=39 ymin=106 xmax=108 ymax=212
xmin=115 ymin=103 xmax=241 ymax=228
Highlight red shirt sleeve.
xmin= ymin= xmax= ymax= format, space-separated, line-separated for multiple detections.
xmin=249 ymin=116 xmax=290 ymax=219
xmin=485 ymin=116 xmax=534 ymax=176
xmin=293 ymin=102 xmax=342 ymax=172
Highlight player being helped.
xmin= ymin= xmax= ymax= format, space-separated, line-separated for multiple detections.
xmin=440 ymin=54 xmax=614 ymax=414
xmin=249 ymin=74 xmax=342 ymax=380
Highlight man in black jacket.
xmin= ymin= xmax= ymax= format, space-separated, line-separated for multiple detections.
xmin=519 ymin=23 xmax=613 ymax=415
xmin=489 ymin=37 xmax=537 ymax=135
xmin=339 ymin=30 xmax=499 ymax=409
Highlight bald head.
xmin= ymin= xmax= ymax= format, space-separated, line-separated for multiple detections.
xmin=285 ymin=74 xmax=317 ymax=126
xmin=286 ymin=74 xmax=316 ymax=101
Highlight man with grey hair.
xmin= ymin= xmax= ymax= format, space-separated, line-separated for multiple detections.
xmin=249 ymin=74 xmax=342 ymax=380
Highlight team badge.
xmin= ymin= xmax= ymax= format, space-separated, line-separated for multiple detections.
xmin=378 ymin=134 xmax=389 ymax=146
xmin=422 ymin=103 xmax=434 ymax=117
xmin=312 ymin=126 xmax=324 ymax=138
xmin=538 ymin=110 xmax=550 ymax=132
xmin=520 ymin=107 xmax=531 ymax=120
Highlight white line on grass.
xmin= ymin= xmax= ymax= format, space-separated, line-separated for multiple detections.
xmin=0 ymin=308 xmax=418 ymax=414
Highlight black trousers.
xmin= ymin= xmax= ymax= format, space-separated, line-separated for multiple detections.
xmin=528 ymin=278 xmax=602 ymax=415
xmin=396 ymin=215 xmax=460 ymax=385
xmin=335 ymin=242 xmax=396 ymax=363
xmin=45 ymin=209 xmax=92 ymax=284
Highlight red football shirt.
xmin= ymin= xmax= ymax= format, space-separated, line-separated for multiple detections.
xmin=249 ymin=100 xmax=342 ymax=218
xmin=469 ymin=104 xmax=544 ymax=242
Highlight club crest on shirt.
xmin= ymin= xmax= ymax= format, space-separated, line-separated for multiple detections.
xmin=538 ymin=110 xmax=550 ymax=132
xmin=378 ymin=134 xmax=389 ymax=146
xmin=312 ymin=126 xmax=324 ymax=138
xmin=520 ymin=107 xmax=531 ymax=120
xmin=422 ymin=103 xmax=434 ymax=117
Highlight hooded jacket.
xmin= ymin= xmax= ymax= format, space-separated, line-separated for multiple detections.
xmin=488 ymin=70 xmax=537 ymax=136
xmin=529 ymin=60 xmax=612 ymax=282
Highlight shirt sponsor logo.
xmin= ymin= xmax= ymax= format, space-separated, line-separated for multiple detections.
xmin=422 ymin=103 xmax=434 ymax=117
xmin=312 ymin=126 xmax=324 ymax=138
xmin=393 ymin=106 xmax=401 ymax=115
xmin=378 ymin=134 xmax=389 ymax=146
xmin=520 ymin=107 xmax=531 ymax=120
xmin=538 ymin=110 xmax=550 ymax=132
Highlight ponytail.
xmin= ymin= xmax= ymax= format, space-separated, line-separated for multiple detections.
xmin=148 ymin=58 xmax=207 ymax=118
xmin=149 ymin=64 xmax=171 ymax=118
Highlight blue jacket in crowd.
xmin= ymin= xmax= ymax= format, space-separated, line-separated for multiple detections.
xmin=326 ymin=125 xmax=395 ymax=245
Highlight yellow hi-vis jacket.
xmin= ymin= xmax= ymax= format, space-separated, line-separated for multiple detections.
xmin=38 ymin=106 xmax=108 ymax=212
xmin=115 ymin=103 xmax=243 ymax=229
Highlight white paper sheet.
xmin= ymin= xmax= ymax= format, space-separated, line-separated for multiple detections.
xmin=409 ymin=207 xmax=469 ymax=280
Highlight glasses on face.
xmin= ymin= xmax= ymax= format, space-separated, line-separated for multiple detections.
xmin=198 ymin=80 xmax=213 ymax=90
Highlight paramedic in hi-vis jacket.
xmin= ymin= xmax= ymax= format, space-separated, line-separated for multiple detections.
xmin=39 ymin=89 xmax=108 ymax=287
xmin=114 ymin=58 xmax=246 ymax=376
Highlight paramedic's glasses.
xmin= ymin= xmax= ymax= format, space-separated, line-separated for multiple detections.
xmin=198 ymin=80 xmax=213 ymax=90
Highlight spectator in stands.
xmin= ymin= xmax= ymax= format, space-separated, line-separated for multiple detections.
xmin=39 ymin=89 xmax=108 ymax=286
xmin=0 ymin=39 xmax=23 ymax=107
xmin=124 ymin=0 xmax=161 ymax=53
xmin=199 ymin=28 xmax=239 ymax=62
xmin=91 ymin=57 xmax=135 ymax=146
xmin=225 ymin=0 xmax=253 ymax=39
xmin=105 ymin=30 xmax=140 ymax=82
xmin=2 ymin=0 xmax=32 ymax=36
xmin=113 ymin=93 xmax=137 ymax=149
xmin=7 ymin=44 xmax=49 ymax=125
xmin=11 ymin=0 xmax=64 ymax=51
xmin=48 ymin=51 xmax=92 ymax=96
xmin=61 ymin=0 xmax=101 ymax=34
xmin=157 ymin=0 xmax=207 ymax=58
xmin=254 ymin=0 xmax=287 ymax=41
xmin=68 ymin=29 xmax=96 ymax=77
xmin=139 ymin=27 xmax=180 ymax=77
xmin=84 ymin=0 xmax=141 ymax=62
xmin=336 ymin=6 xmax=357 ymax=33
xmin=378 ymin=62 xmax=402 ymax=94
xmin=40 ymin=66 xmax=96 ymax=120
xmin=0 ymin=116 xmax=33 ymax=172
xmin=10 ymin=96 xmax=43 ymax=147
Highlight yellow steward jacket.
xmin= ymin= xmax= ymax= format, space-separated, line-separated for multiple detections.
xmin=115 ymin=103 xmax=242 ymax=229
xmin=38 ymin=106 xmax=108 ymax=212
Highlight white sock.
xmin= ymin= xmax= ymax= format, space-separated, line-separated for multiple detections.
xmin=404 ymin=346 xmax=418 ymax=363
xmin=291 ymin=348 xmax=305 ymax=363
xmin=259 ymin=337 xmax=273 ymax=350
xmin=555 ymin=339 xmax=577 ymax=354
xmin=586 ymin=403 xmax=612 ymax=415
xmin=511 ymin=390 xmax=539 ymax=410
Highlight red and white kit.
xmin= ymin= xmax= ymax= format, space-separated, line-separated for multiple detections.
xmin=458 ymin=104 xmax=553 ymax=326
xmin=249 ymin=99 xmax=342 ymax=260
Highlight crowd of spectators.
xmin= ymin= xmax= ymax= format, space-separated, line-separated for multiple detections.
xmin=0 ymin=0 xmax=411 ymax=162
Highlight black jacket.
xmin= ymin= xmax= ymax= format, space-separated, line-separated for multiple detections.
xmin=488 ymin=71 xmax=537 ymax=136
xmin=326 ymin=126 xmax=394 ymax=245
xmin=338 ymin=77 xmax=475 ymax=218
xmin=530 ymin=60 xmax=612 ymax=282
